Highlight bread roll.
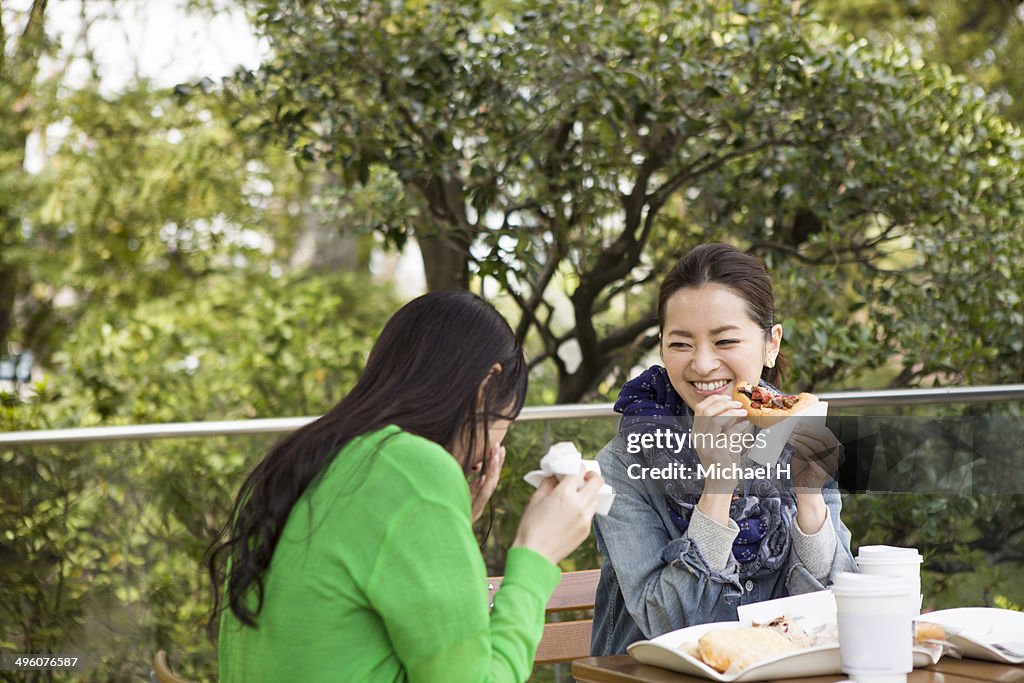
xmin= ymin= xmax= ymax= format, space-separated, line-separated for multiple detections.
xmin=697 ymin=627 xmax=799 ymax=672
xmin=915 ymin=622 xmax=946 ymax=642
xmin=677 ymin=640 xmax=701 ymax=659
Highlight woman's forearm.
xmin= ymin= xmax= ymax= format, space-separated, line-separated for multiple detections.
xmin=696 ymin=488 xmax=734 ymax=526
xmin=795 ymin=492 xmax=827 ymax=534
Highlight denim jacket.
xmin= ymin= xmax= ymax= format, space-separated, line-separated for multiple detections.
xmin=590 ymin=435 xmax=857 ymax=656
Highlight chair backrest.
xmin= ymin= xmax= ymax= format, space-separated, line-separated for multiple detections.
xmin=152 ymin=650 xmax=196 ymax=683
xmin=489 ymin=568 xmax=601 ymax=665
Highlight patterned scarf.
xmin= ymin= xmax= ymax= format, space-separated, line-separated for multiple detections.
xmin=614 ymin=365 xmax=796 ymax=579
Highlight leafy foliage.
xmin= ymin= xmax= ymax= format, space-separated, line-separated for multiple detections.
xmin=1 ymin=272 xmax=395 ymax=682
xmin=814 ymin=0 xmax=1024 ymax=123
xmin=245 ymin=0 xmax=1024 ymax=401
xmin=2 ymin=1 xmax=1022 ymax=681
xmin=843 ymin=493 xmax=1024 ymax=611
xmin=2 ymin=0 xmax=309 ymax=362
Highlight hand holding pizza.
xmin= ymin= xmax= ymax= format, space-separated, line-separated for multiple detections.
xmin=692 ymin=394 xmax=751 ymax=493
xmin=788 ymin=421 xmax=845 ymax=491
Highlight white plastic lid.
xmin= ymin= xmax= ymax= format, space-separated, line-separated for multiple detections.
xmin=856 ymin=545 xmax=923 ymax=564
xmin=832 ymin=572 xmax=912 ymax=597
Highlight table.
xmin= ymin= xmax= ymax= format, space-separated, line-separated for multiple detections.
xmin=571 ymin=655 xmax=1024 ymax=683
xmin=928 ymin=658 xmax=1024 ymax=682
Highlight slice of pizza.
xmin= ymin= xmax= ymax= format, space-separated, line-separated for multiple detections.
xmin=734 ymin=381 xmax=818 ymax=428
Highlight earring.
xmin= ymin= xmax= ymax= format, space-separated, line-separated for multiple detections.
xmin=766 ymin=358 xmax=775 ymax=369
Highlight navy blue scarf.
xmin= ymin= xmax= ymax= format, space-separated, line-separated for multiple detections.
xmin=614 ymin=365 xmax=796 ymax=579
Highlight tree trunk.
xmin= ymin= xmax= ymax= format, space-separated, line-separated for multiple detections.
xmin=417 ymin=232 xmax=470 ymax=291
xmin=0 ymin=259 xmax=17 ymax=353
xmin=556 ymin=369 xmax=603 ymax=404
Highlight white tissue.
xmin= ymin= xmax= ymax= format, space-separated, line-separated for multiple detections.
xmin=541 ymin=441 xmax=586 ymax=475
xmin=745 ymin=400 xmax=830 ymax=467
xmin=523 ymin=441 xmax=615 ymax=515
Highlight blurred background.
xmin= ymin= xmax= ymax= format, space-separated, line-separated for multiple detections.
xmin=2 ymin=0 xmax=1022 ymax=680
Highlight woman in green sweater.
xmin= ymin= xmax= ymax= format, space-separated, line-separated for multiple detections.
xmin=207 ymin=290 xmax=604 ymax=683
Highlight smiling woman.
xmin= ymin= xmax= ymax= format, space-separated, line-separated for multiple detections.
xmin=658 ymin=281 xmax=783 ymax=412
xmin=588 ymin=243 xmax=857 ymax=657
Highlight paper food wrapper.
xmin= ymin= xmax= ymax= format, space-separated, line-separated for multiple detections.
xmin=745 ymin=401 xmax=830 ymax=467
xmin=738 ymin=589 xmax=838 ymax=632
xmin=523 ymin=441 xmax=615 ymax=515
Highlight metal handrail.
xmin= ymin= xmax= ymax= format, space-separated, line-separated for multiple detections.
xmin=2 ymin=384 xmax=1023 ymax=446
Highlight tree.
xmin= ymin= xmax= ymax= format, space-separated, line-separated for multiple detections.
xmin=245 ymin=0 xmax=1024 ymax=402
xmin=815 ymin=0 xmax=1024 ymax=123
xmin=0 ymin=0 xmax=311 ymax=364
xmin=1 ymin=0 xmax=50 ymax=352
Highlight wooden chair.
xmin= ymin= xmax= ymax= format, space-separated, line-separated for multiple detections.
xmin=488 ymin=569 xmax=601 ymax=664
xmin=151 ymin=650 xmax=195 ymax=683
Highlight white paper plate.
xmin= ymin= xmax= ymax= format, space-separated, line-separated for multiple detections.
xmin=918 ymin=607 xmax=1024 ymax=664
xmin=627 ymin=620 xmax=940 ymax=682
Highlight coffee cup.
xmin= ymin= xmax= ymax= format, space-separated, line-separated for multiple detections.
xmin=832 ymin=572 xmax=914 ymax=683
xmin=855 ymin=545 xmax=923 ymax=616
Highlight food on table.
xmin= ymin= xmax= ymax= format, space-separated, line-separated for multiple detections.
xmin=676 ymin=616 xmax=839 ymax=672
xmin=757 ymin=614 xmax=814 ymax=649
xmin=678 ymin=640 xmax=702 ymax=660
xmin=915 ymin=622 xmax=946 ymax=643
xmin=673 ymin=615 xmax=946 ymax=674
xmin=685 ymin=626 xmax=799 ymax=673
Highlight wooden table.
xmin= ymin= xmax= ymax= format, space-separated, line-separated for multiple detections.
xmin=571 ymin=654 xmax=1024 ymax=683
xmin=928 ymin=657 xmax=1024 ymax=682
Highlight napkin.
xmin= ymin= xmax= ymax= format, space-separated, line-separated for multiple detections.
xmin=523 ymin=441 xmax=615 ymax=515
xmin=745 ymin=401 xmax=830 ymax=467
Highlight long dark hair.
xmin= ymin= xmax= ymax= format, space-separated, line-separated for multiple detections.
xmin=206 ymin=290 xmax=528 ymax=630
xmin=657 ymin=243 xmax=788 ymax=385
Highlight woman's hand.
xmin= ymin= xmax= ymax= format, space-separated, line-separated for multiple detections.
xmin=789 ymin=422 xmax=842 ymax=532
xmin=513 ymin=468 xmax=604 ymax=565
xmin=788 ymin=421 xmax=844 ymax=492
xmin=692 ymin=394 xmax=750 ymax=494
xmin=470 ymin=445 xmax=505 ymax=523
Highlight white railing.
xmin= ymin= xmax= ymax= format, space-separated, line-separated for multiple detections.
xmin=2 ymin=384 xmax=1023 ymax=446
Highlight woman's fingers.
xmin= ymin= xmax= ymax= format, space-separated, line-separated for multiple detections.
xmin=791 ymin=422 xmax=840 ymax=449
xmin=515 ymin=466 xmax=604 ymax=564
xmin=790 ymin=431 xmax=844 ymax=490
xmin=554 ymin=471 xmax=582 ymax=496
xmin=481 ymin=452 xmax=502 ymax=494
xmin=791 ymin=428 xmax=842 ymax=468
xmin=537 ymin=468 xmax=604 ymax=508
xmin=579 ymin=471 xmax=605 ymax=509
xmin=696 ymin=395 xmax=747 ymax=418
xmin=470 ymin=446 xmax=508 ymax=523
xmin=485 ymin=445 xmax=506 ymax=480
xmin=531 ymin=474 xmax=559 ymax=499
xmin=791 ymin=438 xmax=828 ymax=459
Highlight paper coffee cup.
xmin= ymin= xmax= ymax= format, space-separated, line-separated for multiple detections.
xmin=856 ymin=545 xmax=923 ymax=616
xmin=833 ymin=572 xmax=914 ymax=683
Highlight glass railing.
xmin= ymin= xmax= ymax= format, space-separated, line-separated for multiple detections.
xmin=3 ymin=384 xmax=1024 ymax=446
xmin=3 ymin=385 xmax=1023 ymax=682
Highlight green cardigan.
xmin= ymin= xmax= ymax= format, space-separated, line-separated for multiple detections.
xmin=218 ymin=425 xmax=561 ymax=682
